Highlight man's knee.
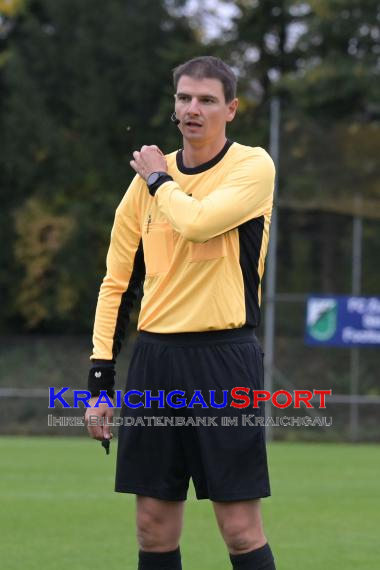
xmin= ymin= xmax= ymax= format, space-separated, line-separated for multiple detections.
xmin=137 ymin=508 xmax=166 ymax=550
xmin=219 ymin=517 xmax=266 ymax=554
xmin=136 ymin=498 xmax=183 ymax=552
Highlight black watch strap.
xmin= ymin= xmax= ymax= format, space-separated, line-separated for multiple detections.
xmin=148 ymin=173 xmax=173 ymax=196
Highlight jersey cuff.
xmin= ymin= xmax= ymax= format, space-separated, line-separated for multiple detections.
xmin=90 ymin=359 xmax=115 ymax=368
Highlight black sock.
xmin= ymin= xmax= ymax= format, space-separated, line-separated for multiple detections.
xmin=138 ymin=547 xmax=182 ymax=570
xmin=230 ymin=543 xmax=275 ymax=570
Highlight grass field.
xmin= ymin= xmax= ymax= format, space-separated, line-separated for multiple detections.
xmin=1 ymin=437 xmax=379 ymax=570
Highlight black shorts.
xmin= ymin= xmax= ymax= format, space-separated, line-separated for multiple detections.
xmin=115 ymin=328 xmax=271 ymax=502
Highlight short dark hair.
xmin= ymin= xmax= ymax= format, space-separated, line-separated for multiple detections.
xmin=173 ymin=56 xmax=237 ymax=103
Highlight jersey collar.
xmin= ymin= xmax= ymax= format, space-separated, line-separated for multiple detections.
xmin=176 ymin=139 xmax=234 ymax=175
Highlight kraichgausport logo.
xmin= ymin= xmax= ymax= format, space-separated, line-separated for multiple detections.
xmin=48 ymin=388 xmax=331 ymax=409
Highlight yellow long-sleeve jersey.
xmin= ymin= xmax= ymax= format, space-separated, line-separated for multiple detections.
xmin=91 ymin=140 xmax=275 ymax=361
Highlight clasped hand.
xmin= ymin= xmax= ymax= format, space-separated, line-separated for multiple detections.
xmin=130 ymin=145 xmax=167 ymax=181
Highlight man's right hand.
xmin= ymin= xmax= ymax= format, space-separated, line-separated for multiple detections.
xmin=85 ymin=397 xmax=114 ymax=441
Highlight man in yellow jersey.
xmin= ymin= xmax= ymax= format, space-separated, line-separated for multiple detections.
xmin=86 ymin=56 xmax=276 ymax=570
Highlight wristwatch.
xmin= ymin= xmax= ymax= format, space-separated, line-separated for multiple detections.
xmin=147 ymin=171 xmax=173 ymax=196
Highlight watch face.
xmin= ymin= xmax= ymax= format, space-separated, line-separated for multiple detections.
xmin=148 ymin=172 xmax=160 ymax=186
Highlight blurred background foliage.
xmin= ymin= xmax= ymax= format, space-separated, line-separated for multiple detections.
xmin=0 ymin=0 xmax=379 ymax=333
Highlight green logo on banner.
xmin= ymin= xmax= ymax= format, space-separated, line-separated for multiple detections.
xmin=307 ymin=299 xmax=338 ymax=341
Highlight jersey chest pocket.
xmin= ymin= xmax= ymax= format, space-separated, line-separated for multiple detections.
xmin=142 ymin=222 xmax=174 ymax=276
xmin=189 ymin=234 xmax=227 ymax=262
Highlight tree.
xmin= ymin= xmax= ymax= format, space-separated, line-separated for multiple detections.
xmin=219 ymin=0 xmax=380 ymax=294
xmin=0 ymin=0 xmax=200 ymax=331
xmin=277 ymin=0 xmax=380 ymax=294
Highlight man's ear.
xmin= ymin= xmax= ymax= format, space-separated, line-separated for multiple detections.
xmin=226 ymin=98 xmax=239 ymax=123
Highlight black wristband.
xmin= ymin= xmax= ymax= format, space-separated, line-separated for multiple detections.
xmin=148 ymin=174 xmax=173 ymax=196
xmin=88 ymin=366 xmax=115 ymax=398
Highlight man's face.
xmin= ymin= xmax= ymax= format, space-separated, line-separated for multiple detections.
xmin=174 ymin=75 xmax=238 ymax=145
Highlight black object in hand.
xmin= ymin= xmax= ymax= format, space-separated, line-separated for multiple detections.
xmin=101 ymin=438 xmax=110 ymax=455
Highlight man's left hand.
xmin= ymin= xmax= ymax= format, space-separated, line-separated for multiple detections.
xmin=130 ymin=145 xmax=167 ymax=181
